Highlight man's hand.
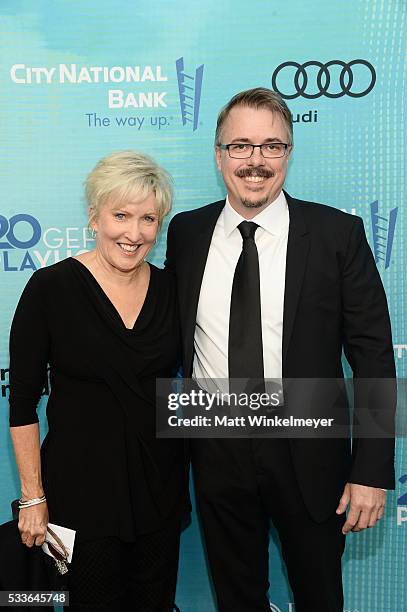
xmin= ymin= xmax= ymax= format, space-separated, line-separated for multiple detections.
xmin=336 ymin=483 xmax=386 ymax=534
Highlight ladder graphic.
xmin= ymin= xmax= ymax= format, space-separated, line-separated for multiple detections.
xmin=370 ymin=200 xmax=398 ymax=269
xmin=398 ymin=474 xmax=407 ymax=506
xmin=176 ymin=57 xmax=204 ymax=131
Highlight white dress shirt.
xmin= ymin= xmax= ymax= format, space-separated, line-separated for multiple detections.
xmin=193 ymin=191 xmax=289 ymax=392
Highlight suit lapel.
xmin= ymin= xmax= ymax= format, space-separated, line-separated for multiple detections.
xmin=180 ymin=200 xmax=225 ymax=374
xmin=282 ymin=193 xmax=310 ymax=367
xmin=178 ymin=195 xmax=309 ymax=375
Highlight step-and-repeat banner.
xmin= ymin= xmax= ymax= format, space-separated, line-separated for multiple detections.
xmin=0 ymin=1 xmax=405 ymax=610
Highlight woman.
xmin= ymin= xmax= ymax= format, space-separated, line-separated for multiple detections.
xmin=9 ymin=151 xmax=188 ymax=611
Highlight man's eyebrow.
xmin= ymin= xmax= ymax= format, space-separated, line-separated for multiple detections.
xmin=228 ymin=137 xmax=285 ymax=143
xmin=229 ymin=137 xmax=251 ymax=143
xmin=262 ymin=137 xmax=285 ymax=143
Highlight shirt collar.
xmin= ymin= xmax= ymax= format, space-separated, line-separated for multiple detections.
xmin=223 ymin=191 xmax=289 ymax=238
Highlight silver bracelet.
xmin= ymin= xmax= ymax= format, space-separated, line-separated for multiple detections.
xmin=18 ymin=495 xmax=46 ymax=509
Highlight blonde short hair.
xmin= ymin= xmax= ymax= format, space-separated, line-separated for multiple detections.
xmin=85 ymin=150 xmax=173 ymax=229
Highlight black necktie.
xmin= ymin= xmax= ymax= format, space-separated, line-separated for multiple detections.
xmin=228 ymin=221 xmax=264 ymax=394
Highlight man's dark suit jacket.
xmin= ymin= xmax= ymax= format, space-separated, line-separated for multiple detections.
xmin=165 ymin=192 xmax=396 ymax=523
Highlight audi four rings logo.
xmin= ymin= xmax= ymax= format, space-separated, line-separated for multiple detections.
xmin=272 ymin=60 xmax=376 ymax=99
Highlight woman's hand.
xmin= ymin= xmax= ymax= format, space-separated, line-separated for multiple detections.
xmin=18 ymin=502 xmax=49 ymax=547
xmin=10 ymin=423 xmax=48 ymax=547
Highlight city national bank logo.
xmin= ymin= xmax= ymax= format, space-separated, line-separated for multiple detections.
xmin=397 ymin=473 xmax=407 ymax=526
xmin=370 ymin=201 xmax=398 ymax=269
xmin=176 ymin=57 xmax=204 ymax=131
xmin=0 ymin=213 xmax=94 ymax=272
xmin=272 ymin=60 xmax=376 ymax=99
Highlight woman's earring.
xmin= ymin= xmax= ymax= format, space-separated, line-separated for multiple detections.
xmin=89 ymin=228 xmax=97 ymax=240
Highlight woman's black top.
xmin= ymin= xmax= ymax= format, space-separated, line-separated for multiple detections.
xmin=9 ymin=258 xmax=188 ymax=542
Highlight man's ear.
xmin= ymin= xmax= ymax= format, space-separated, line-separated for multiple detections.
xmin=215 ymin=145 xmax=222 ymax=171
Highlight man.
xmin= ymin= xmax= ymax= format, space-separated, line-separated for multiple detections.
xmin=165 ymin=88 xmax=396 ymax=612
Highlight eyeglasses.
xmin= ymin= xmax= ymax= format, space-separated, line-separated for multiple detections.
xmin=218 ymin=142 xmax=290 ymax=159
